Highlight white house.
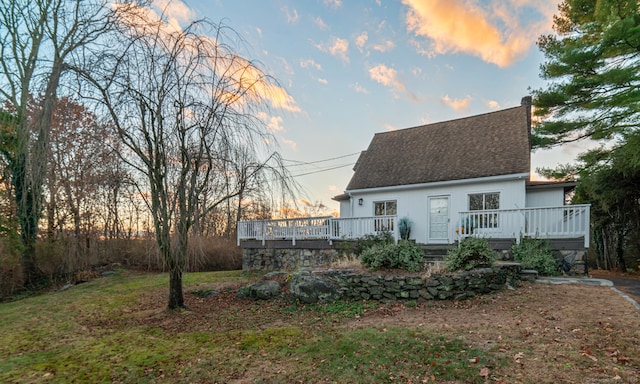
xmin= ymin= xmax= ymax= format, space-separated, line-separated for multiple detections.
xmin=238 ymin=97 xmax=590 ymax=248
xmin=331 ymin=96 xmax=588 ymax=246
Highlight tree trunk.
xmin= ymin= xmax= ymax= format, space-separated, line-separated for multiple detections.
xmin=168 ymin=267 xmax=184 ymax=309
xmin=13 ymin=151 xmax=45 ymax=287
xmin=615 ymin=228 xmax=626 ymax=272
xmin=15 ymin=61 xmax=65 ymax=287
xmin=168 ymin=224 xmax=188 ymax=309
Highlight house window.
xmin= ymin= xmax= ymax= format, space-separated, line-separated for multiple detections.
xmin=374 ymin=200 xmax=397 ymax=216
xmin=374 ymin=200 xmax=396 ymax=232
xmin=468 ymin=192 xmax=499 ymax=229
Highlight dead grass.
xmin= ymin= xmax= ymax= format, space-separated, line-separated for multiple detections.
xmin=345 ymin=282 xmax=640 ymax=383
xmin=1 ymin=269 xmax=639 ymax=383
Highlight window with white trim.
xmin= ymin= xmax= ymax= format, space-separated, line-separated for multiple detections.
xmin=468 ymin=192 xmax=499 ymax=229
xmin=469 ymin=192 xmax=499 ymax=211
xmin=374 ymin=200 xmax=396 ymax=232
xmin=374 ymin=200 xmax=397 ymax=216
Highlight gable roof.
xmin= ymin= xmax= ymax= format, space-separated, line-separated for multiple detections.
xmin=345 ymin=97 xmax=532 ymax=191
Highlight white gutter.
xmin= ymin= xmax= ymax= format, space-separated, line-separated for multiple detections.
xmin=346 ymin=173 xmax=530 ymax=195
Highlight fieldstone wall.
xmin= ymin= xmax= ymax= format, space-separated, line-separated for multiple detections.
xmin=242 ymin=247 xmax=343 ymax=271
xmin=308 ymin=263 xmax=521 ymax=302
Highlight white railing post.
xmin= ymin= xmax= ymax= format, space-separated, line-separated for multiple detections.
xmin=584 ymin=205 xmax=590 ymax=248
xmin=457 ymin=204 xmax=591 ymax=245
xmin=237 ymin=207 xmax=590 ymax=247
xmin=292 ymin=219 xmax=296 ymax=246
xmin=393 ymin=216 xmax=399 ymax=243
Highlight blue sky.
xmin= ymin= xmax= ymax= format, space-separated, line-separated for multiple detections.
xmin=156 ymin=0 xmax=583 ymax=214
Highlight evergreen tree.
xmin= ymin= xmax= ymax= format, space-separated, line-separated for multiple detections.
xmin=533 ymin=0 xmax=640 ymax=270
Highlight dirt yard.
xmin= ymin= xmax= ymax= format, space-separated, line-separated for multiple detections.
xmin=344 ymin=281 xmax=640 ymax=383
xmin=125 ymin=272 xmax=640 ymax=383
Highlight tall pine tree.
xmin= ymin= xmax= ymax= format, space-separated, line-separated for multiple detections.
xmin=533 ymin=0 xmax=640 ymax=270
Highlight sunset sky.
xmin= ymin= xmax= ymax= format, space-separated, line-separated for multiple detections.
xmin=160 ymin=0 xmax=584 ymax=213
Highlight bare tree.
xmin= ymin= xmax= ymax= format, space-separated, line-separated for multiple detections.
xmin=84 ymin=8 xmax=294 ymax=309
xmin=44 ymin=97 xmax=119 ymax=259
xmin=0 ymin=0 xmax=116 ymax=287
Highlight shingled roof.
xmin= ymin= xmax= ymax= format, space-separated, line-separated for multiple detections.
xmin=345 ymin=97 xmax=532 ymax=191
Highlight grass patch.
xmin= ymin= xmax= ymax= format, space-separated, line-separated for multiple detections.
xmin=285 ymin=299 xmax=378 ymax=318
xmin=288 ymin=327 xmax=498 ymax=383
xmin=1 ymin=268 xmax=639 ymax=383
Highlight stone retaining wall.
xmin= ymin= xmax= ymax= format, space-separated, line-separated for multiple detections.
xmin=242 ymin=247 xmax=342 ymax=271
xmin=314 ymin=263 xmax=522 ymax=302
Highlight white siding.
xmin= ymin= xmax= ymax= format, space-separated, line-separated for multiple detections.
xmin=526 ymin=189 xmax=564 ymax=208
xmin=343 ymin=177 xmax=526 ymax=244
xmin=339 ymin=200 xmax=351 ymax=218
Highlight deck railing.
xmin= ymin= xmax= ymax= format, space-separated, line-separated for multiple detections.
xmin=237 ymin=205 xmax=590 ymax=247
xmin=237 ymin=215 xmax=398 ymax=245
xmin=457 ymin=204 xmax=590 ymax=247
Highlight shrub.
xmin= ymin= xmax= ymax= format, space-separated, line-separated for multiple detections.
xmin=398 ymin=217 xmax=412 ymax=240
xmin=511 ymin=238 xmax=558 ymax=276
xmin=350 ymin=232 xmax=394 ymax=256
xmin=445 ymin=237 xmax=494 ymax=272
xmin=394 ymin=240 xmax=424 ymax=271
xmin=360 ymin=242 xmax=395 ymax=271
xmin=360 ymin=240 xmax=424 ymax=272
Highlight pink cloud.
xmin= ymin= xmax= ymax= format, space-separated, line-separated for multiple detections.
xmin=441 ymin=94 xmax=471 ymax=110
xmin=402 ymin=0 xmax=556 ymax=67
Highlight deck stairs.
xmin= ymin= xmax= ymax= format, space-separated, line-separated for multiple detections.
xmin=420 ymin=244 xmax=455 ymax=263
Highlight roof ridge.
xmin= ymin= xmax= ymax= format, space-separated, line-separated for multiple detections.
xmin=374 ymin=104 xmax=525 ymax=136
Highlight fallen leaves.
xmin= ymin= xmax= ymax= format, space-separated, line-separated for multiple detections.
xmin=581 ymin=351 xmax=599 ymax=362
xmin=513 ymin=352 xmax=524 ymax=365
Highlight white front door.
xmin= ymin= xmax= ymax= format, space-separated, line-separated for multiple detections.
xmin=428 ymin=196 xmax=449 ymax=243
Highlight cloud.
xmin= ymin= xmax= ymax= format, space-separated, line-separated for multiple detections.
xmin=402 ymin=0 xmax=557 ymax=67
xmin=314 ymin=16 xmax=329 ymax=30
xmin=265 ymin=85 xmax=301 ymax=112
xmin=281 ymin=6 xmax=299 ymax=23
xmin=114 ymin=1 xmax=188 ymax=34
xmin=155 ymin=0 xmax=194 ymax=24
xmin=300 ymin=58 xmax=322 ymax=71
xmin=328 ymin=185 xmax=339 ymax=192
xmin=355 ymin=32 xmax=368 ymax=52
xmin=368 ymin=64 xmax=417 ymax=101
xmin=441 ymin=94 xmax=472 ymax=110
xmin=257 ymin=112 xmax=285 ymax=133
xmin=383 ymin=123 xmax=396 ymax=131
xmin=223 ymin=59 xmax=302 ymax=113
xmin=485 ymin=99 xmax=501 ymax=109
xmin=329 ymin=37 xmax=349 ymax=62
xmin=315 ymin=37 xmax=350 ymax=62
xmin=317 ymin=78 xmax=328 ymax=84
xmin=281 ymin=137 xmax=297 ymax=150
xmin=323 ymin=0 xmax=342 ymax=9
xmin=116 ymin=2 xmax=302 ymax=116
xmin=350 ymin=82 xmax=369 ymax=94
xmin=372 ymin=40 xmax=395 ymax=53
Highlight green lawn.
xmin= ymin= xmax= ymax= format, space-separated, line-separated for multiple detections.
xmin=5 ymin=270 xmax=639 ymax=383
xmin=0 ymin=270 xmax=501 ymax=383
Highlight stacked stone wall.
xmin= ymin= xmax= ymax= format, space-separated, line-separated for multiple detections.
xmin=242 ymin=247 xmax=343 ymax=271
xmin=310 ymin=263 xmax=521 ymax=302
